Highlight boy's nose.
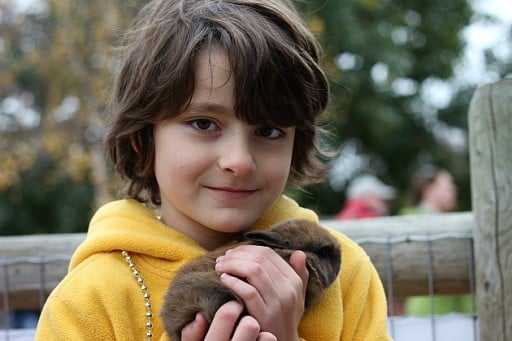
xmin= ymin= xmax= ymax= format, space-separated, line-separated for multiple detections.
xmin=218 ymin=138 xmax=256 ymax=177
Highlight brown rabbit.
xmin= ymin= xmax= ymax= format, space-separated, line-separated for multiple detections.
xmin=161 ymin=219 xmax=341 ymax=341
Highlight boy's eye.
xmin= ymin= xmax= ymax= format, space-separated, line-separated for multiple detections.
xmin=188 ymin=119 xmax=218 ymax=132
xmin=256 ymin=127 xmax=285 ymax=139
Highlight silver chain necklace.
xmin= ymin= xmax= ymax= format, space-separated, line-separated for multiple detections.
xmin=122 ymin=250 xmax=153 ymax=340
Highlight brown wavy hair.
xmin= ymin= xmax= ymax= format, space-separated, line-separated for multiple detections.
xmin=105 ymin=0 xmax=331 ymax=205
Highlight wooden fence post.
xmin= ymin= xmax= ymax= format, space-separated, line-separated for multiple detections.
xmin=469 ymin=78 xmax=512 ymax=341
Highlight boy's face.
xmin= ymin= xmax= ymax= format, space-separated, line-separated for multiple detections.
xmin=153 ymin=47 xmax=295 ymax=249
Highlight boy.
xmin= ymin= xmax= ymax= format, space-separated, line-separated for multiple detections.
xmin=35 ymin=0 xmax=391 ymax=339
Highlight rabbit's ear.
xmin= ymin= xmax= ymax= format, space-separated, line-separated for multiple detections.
xmin=244 ymin=230 xmax=290 ymax=248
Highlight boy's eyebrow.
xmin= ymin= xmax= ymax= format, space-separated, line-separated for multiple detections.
xmin=186 ymin=102 xmax=233 ymax=115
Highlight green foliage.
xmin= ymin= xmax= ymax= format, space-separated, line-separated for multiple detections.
xmin=0 ymin=0 xmax=144 ymax=235
xmin=293 ymin=0 xmax=476 ymax=215
xmin=0 ymin=0 xmax=509 ymax=234
xmin=0 ymin=153 xmax=95 ymax=235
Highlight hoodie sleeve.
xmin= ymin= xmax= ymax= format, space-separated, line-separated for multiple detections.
xmin=35 ymin=252 xmax=157 ymax=341
xmin=35 ymin=294 xmax=116 ymax=340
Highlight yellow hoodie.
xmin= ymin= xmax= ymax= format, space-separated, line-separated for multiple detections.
xmin=35 ymin=196 xmax=391 ymax=340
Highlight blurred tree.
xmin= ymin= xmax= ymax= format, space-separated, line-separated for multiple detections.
xmin=0 ymin=0 xmax=510 ymax=234
xmin=0 ymin=152 xmax=95 ymax=235
xmin=291 ymin=0 xmax=482 ymax=215
xmin=0 ymin=0 xmax=144 ymax=234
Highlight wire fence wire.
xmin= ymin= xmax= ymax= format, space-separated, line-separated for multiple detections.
xmin=0 ymin=233 xmax=478 ymax=341
xmin=1 ymin=255 xmax=70 ymax=339
xmin=354 ymin=232 xmax=478 ymax=341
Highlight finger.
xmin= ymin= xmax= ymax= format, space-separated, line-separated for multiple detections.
xmin=219 ymin=272 xmax=266 ymax=306
xmin=219 ymin=246 xmax=297 ymax=291
xmin=257 ymin=332 xmax=278 ymax=341
xmin=204 ymin=301 xmax=244 ymax=341
xmin=289 ymin=250 xmax=309 ymax=297
xmin=230 ymin=315 xmax=261 ymax=341
xmin=224 ymin=245 xmax=296 ymax=276
xmin=181 ymin=312 xmax=208 ymax=341
xmin=218 ymin=248 xmax=282 ymax=309
xmin=219 ymin=246 xmax=304 ymax=305
xmin=219 ymin=247 xmax=305 ymax=328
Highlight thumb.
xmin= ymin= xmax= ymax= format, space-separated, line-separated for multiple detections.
xmin=289 ymin=250 xmax=309 ymax=298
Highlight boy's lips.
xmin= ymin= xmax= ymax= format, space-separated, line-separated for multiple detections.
xmin=204 ymin=185 xmax=258 ymax=201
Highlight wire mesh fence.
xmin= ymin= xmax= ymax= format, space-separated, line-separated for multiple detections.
xmin=0 ymin=223 xmax=478 ymax=340
xmin=353 ymin=233 xmax=478 ymax=341
xmin=1 ymin=256 xmax=70 ymax=327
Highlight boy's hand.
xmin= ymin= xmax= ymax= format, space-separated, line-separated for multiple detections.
xmin=214 ymin=246 xmax=309 ymax=341
xmin=181 ymin=301 xmax=277 ymax=341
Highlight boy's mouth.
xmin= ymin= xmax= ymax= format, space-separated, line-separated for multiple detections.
xmin=204 ymin=185 xmax=258 ymax=201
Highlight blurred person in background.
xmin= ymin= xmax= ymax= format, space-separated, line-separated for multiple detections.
xmin=400 ymin=164 xmax=472 ymax=316
xmin=335 ymin=174 xmax=396 ymax=220
xmin=400 ymin=164 xmax=457 ymax=215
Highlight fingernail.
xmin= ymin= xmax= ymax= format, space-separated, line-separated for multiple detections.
xmin=215 ymin=261 xmax=222 ymax=271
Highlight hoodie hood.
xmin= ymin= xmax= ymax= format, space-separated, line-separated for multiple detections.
xmin=69 ymin=195 xmax=319 ymax=271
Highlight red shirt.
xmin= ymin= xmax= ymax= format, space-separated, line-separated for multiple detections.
xmin=335 ymin=199 xmax=380 ymax=220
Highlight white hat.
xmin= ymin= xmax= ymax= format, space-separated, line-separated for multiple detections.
xmin=346 ymin=175 xmax=396 ymax=200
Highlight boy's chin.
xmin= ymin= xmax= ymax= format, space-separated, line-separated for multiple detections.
xmin=203 ymin=211 xmax=261 ymax=234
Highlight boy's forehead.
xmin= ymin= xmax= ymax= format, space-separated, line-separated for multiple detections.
xmin=190 ymin=48 xmax=235 ymax=113
xmin=195 ymin=48 xmax=233 ymax=89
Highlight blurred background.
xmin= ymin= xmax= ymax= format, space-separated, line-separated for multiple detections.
xmin=1 ymin=0 xmax=511 ymax=235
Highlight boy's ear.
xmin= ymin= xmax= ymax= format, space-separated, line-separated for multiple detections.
xmin=244 ymin=230 xmax=289 ymax=248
